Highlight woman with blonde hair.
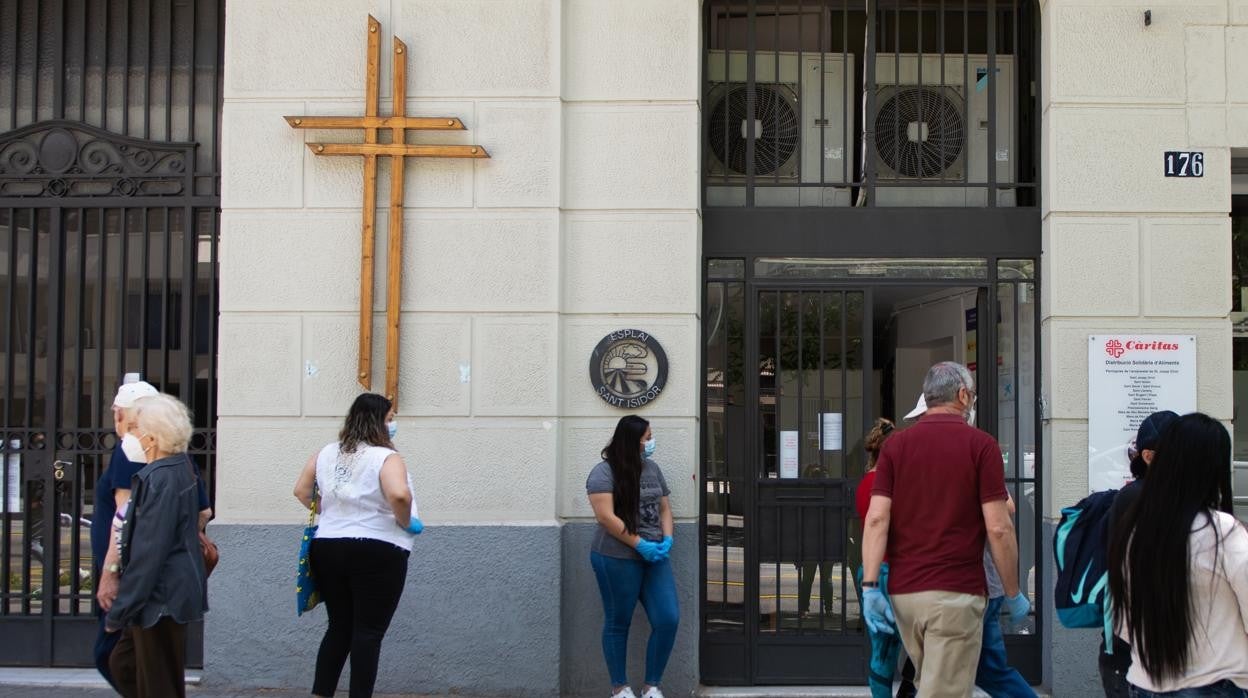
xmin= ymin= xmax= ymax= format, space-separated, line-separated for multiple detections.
xmin=105 ymin=393 xmax=207 ymax=698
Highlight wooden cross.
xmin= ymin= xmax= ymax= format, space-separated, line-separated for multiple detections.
xmin=285 ymin=15 xmax=489 ymax=408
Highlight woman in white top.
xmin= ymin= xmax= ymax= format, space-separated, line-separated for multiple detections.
xmin=1108 ymin=412 xmax=1248 ymax=697
xmin=293 ymin=393 xmax=423 ymax=698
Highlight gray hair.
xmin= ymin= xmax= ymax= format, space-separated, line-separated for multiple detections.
xmin=134 ymin=394 xmax=193 ymax=455
xmin=922 ymin=361 xmax=974 ymax=408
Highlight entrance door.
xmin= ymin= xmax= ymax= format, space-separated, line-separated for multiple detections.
xmin=0 ymin=0 xmax=225 ymax=665
xmin=749 ymin=288 xmax=871 ymax=682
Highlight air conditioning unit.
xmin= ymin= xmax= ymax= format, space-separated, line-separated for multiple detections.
xmin=706 ymin=51 xmax=853 ymax=206
xmin=871 ymin=54 xmax=1015 ymax=206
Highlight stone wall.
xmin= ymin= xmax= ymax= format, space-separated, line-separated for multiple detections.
xmin=216 ymin=1 xmax=701 ymax=694
xmin=1039 ymin=2 xmax=1236 ymax=693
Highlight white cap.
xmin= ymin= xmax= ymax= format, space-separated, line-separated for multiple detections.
xmin=122 ymin=372 xmax=141 ymax=385
xmin=903 ymin=393 xmax=927 ymax=420
xmin=113 ymin=381 xmax=158 ymax=408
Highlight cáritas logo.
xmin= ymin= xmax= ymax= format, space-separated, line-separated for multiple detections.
xmin=1105 ymin=338 xmax=1181 ymax=358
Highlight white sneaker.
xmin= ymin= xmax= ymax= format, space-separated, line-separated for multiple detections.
xmin=610 ymin=688 xmax=637 ymax=698
xmin=640 ymin=688 xmax=665 ymax=698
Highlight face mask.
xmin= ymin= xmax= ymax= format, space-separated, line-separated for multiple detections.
xmin=643 ymin=437 xmax=656 ymax=458
xmin=121 ymin=433 xmax=148 ymax=463
xmin=387 ymin=421 xmax=398 ymax=439
xmin=965 ymin=407 xmax=977 ymax=426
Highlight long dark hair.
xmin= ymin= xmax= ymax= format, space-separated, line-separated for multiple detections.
xmin=602 ymin=415 xmax=650 ymax=535
xmin=339 ymin=393 xmax=394 ymax=453
xmin=1107 ymin=412 xmax=1235 ymax=684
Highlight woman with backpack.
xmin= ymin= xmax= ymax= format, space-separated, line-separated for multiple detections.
xmin=586 ymin=415 xmax=678 ymax=698
xmin=1099 ymin=410 xmax=1179 ymax=697
xmin=1107 ymin=412 xmax=1248 ymax=697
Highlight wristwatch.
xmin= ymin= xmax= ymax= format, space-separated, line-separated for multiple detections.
xmin=106 ymin=563 xmax=120 ymax=574
xmin=861 ymin=580 xmax=880 ymax=588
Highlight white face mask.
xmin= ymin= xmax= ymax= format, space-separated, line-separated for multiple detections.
xmin=121 ymin=433 xmax=148 ymax=463
xmin=387 ymin=421 xmax=398 ymax=439
xmin=965 ymin=407 xmax=977 ymax=426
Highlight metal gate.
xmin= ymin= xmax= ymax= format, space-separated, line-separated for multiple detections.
xmin=0 ymin=0 xmax=223 ymax=666
xmin=703 ymin=258 xmax=1043 ymax=685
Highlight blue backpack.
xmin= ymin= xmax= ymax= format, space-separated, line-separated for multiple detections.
xmin=1053 ymin=489 xmax=1118 ymax=631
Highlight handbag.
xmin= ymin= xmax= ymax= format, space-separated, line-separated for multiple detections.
xmin=296 ymin=491 xmax=321 ymax=616
xmin=200 ymin=531 xmax=220 ymax=577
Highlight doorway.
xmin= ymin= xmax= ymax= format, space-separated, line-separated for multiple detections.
xmin=701 ymin=258 xmax=1040 ymax=685
xmin=0 ymin=0 xmax=224 ymax=666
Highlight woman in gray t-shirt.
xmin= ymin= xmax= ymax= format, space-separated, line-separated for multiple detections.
xmin=585 ymin=415 xmax=677 ymax=698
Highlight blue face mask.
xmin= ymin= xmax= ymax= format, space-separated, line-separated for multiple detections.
xmin=643 ymin=437 xmax=656 ymax=458
xmin=387 ymin=421 xmax=398 ymax=439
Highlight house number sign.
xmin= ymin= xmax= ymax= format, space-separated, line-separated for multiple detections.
xmin=1163 ymin=151 xmax=1204 ymax=177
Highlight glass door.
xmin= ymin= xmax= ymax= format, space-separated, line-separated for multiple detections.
xmin=750 ymin=288 xmax=870 ymax=683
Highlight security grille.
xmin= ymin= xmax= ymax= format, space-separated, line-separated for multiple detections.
xmin=0 ymin=0 xmax=222 ymax=667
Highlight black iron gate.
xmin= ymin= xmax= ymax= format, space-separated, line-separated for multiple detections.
xmin=0 ymin=0 xmax=222 ymax=667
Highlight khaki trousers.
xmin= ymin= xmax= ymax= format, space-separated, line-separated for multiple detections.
xmin=890 ymin=590 xmax=987 ymax=698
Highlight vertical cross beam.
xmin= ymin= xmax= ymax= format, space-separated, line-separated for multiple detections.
xmin=358 ymin=16 xmax=382 ymax=391
xmin=386 ymin=37 xmax=407 ymax=406
xmin=285 ymin=15 xmax=489 ymax=411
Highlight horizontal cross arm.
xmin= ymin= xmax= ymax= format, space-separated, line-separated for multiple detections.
xmin=307 ymin=143 xmax=490 ymax=158
xmin=285 ymin=116 xmax=466 ymax=130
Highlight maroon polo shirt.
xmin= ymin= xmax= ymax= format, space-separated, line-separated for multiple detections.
xmin=871 ymin=412 xmax=1008 ymax=596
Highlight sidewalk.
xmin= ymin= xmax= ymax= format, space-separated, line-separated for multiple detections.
xmin=0 ymin=689 xmax=477 ymax=698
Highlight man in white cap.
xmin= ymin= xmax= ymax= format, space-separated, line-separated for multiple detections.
xmin=89 ymin=376 xmax=157 ymax=689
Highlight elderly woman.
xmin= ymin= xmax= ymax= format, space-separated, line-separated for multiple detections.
xmin=105 ymin=393 xmax=208 ymax=698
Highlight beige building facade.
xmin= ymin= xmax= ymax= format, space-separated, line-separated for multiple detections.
xmin=0 ymin=0 xmax=1244 ymax=695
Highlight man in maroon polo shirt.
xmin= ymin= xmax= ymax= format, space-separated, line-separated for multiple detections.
xmin=860 ymin=362 xmax=1029 ymax=698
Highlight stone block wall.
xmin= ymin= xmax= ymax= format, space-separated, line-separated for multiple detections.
xmin=215 ymin=1 xmax=701 ymax=695
xmin=1040 ymin=1 xmax=1236 ymax=693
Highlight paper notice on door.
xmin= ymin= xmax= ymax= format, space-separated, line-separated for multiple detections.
xmin=820 ymin=413 xmax=843 ymax=451
xmin=779 ymin=431 xmax=800 ymax=478
xmin=3 ymin=442 xmax=20 ymax=514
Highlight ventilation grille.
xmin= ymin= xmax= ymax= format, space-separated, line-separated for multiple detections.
xmin=707 ymin=83 xmax=800 ymax=178
xmin=874 ymin=86 xmax=966 ymax=179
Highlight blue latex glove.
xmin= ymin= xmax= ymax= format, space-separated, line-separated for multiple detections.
xmin=1005 ymin=592 xmax=1030 ymax=625
xmin=635 ymin=538 xmax=663 ymax=563
xmin=862 ymin=587 xmax=896 ymax=635
xmin=405 ymin=518 xmax=424 ymax=535
xmin=656 ymin=535 xmax=673 ymax=558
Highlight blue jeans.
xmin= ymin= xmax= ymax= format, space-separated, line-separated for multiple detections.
xmin=856 ymin=564 xmax=903 ymax=698
xmin=1129 ymin=681 xmax=1248 ymax=698
xmin=975 ymin=596 xmax=1036 ymax=697
xmin=590 ymin=551 xmax=680 ymax=687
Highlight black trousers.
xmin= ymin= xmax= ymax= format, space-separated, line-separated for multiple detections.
xmin=1099 ymin=636 xmax=1133 ymax=698
xmin=109 ymin=617 xmax=187 ymax=698
xmin=310 ymin=537 xmax=409 ymax=698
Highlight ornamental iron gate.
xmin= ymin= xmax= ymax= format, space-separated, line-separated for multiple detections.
xmin=0 ymin=0 xmax=222 ymax=666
